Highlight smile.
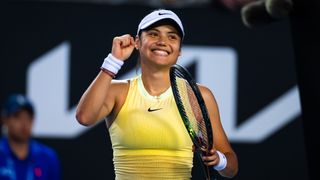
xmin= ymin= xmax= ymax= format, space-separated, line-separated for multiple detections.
xmin=152 ymin=49 xmax=169 ymax=56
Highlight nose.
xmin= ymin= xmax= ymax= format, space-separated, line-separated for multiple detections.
xmin=156 ymin=35 xmax=167 ymax=46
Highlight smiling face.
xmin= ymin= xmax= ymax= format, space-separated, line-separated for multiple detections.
xmin=136 ymin=23 xmax=182 ymax=69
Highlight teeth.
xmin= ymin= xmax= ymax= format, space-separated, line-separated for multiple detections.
xmin=153 ymin=50 xmax=168 ymax=56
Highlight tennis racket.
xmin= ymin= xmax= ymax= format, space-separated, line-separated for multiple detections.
xmin=170 ymin=64 xmax=215 ymax=180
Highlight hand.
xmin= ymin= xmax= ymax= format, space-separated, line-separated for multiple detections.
xmin=202 ymin=148 xmax=220 ymax=167
xmin=111 ymin=34 xmax=135 ymax=61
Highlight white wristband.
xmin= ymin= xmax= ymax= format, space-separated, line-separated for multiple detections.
xmin=101 ymin=53 xmax=124 ymax=75
xmin=213 ymin=151 xmax=227 ymax=171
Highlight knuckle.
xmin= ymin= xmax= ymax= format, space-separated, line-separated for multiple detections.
xmin=113 ymin=37 xmax=120 ymax=43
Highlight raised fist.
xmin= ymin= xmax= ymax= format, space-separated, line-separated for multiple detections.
xmin=111 ymin=34 xmax=135 ymax=61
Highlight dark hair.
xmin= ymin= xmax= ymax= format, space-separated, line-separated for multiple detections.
xmin=138 ymin=18 xmax=184 ymax=40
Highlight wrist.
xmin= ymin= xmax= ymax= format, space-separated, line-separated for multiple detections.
xmin=100 ymin=53 xmax=124 ymax=77
xmin=100 ymin=67 xmax=116 ymax=78
xmin=213 ymin=151 xmax=227 ymax=171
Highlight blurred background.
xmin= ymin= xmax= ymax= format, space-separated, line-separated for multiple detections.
xmin=1 ymin=0 xmax=319 ymax=179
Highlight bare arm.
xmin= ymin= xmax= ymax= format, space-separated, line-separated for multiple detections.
xmin=75 ymin=34 xmax=135 ymax=126
xmin=200 ymin=85 xmax=239 ymax=178
xmin=75 ymin=72 xmax=114 ymax=126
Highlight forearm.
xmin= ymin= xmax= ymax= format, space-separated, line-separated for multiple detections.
xmin=218 ymin=151 xmax=238 ymax=178
xmin=76 ymin=34 xmax=133 ymax=126
xmin=76 ymin=71 xmax=113 ymax=126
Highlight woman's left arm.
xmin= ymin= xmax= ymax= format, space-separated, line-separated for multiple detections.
xmin=199 ymin=85 xmax=239 ymax=178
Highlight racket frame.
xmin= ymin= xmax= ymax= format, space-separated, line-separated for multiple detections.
xmin=170 ymin=64 xmax=215 ymax=180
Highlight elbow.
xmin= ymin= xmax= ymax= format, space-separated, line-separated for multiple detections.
xmin=220 ymin=167 xmax=238 ymax=179
xmin=226 ymin=166 xmax=239 ymax=178
xmin=219 ymin=152 xmax=239 ymax=178
xmin=75 ymin=109 xmax=94 ymax=126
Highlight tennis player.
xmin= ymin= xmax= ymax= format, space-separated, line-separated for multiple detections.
xmin=76 ymin=9 xmax=238 ymax=179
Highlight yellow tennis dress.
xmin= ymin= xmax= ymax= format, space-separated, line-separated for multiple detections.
xmin=108 ymin=75 xmax=194 ymax=180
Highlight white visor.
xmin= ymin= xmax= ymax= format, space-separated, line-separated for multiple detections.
xmin=137 ymin=9 xmax=185 ymax=38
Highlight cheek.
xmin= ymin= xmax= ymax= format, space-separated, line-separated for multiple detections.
xmin=7 ymin=123 xmax=21 ymax=132
xmin=173 ymin=45 xmax=181 ymax=56
xmin=139 ymin=41 xmax=152 ymax=54
xmin=141 ymin=39 xmax=151 ymax=47
xmin=9 ymin=120 xmax=32 ymax=130
xmin=23 ymin=120 xmax=33 ymax=129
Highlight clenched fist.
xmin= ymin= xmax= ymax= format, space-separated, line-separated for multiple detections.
xmin=111 ymin=34 xmax=135 ymax=61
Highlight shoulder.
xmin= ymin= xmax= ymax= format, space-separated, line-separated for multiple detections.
xmin=107 ymin=79 xmax=130 ymax=99
xmin=0 ymin=138 xmax=5 ymax=156
xmin=111 ymin=79 xmax=130 ymax=88
xmin=197 ymin=84 xmax=214 ymax=98
xmin=110 ymin=79 xmax=131 ymax=91
xmin=197 ymin=84 xmax=219 ymax=105
xmin=0 ymin=138 xmax=9 ymax=155
xmin=110 ymin=77 xmax=137 ymax=96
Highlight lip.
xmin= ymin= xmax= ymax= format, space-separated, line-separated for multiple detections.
xmin=152 ymin=49 xmax=169 ymax=56
xmin=151 ymin=48 xmax=170 ymax=56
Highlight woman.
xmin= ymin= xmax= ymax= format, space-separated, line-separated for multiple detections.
xmin=76 ymin=9 xmax=238 ymax=179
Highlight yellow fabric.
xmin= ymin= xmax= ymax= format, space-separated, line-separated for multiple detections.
xmin=108 ymin=75 xmax=193 ymax=180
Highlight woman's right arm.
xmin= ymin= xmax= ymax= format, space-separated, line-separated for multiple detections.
xmin=75 ymin=71 xmax=115 ymax=126
xmin=76 ymin=34 xmax=135 ymax=126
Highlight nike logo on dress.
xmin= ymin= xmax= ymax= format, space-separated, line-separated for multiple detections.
xmin=148 ymin=107 xmax=163 ymax=112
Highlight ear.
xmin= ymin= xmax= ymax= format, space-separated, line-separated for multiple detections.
xmin=135 ymin=35 xmax=140 ymax=50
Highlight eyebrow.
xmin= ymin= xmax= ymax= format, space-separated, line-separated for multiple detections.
xmin=147 ymin=28 xmax=179 ymax=36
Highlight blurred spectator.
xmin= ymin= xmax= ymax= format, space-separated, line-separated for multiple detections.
xmin=215 ymin=0 xmax=255 ymax=11
xmin=240 ymin=0 xmax=294 ymax=28
xmin=213 ymin=0 xmax=294 ymax=28
xmin=0 ymin=94 xmax=61 ymax=180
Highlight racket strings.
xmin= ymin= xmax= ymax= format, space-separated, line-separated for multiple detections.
xmin=185 ymin=82 xmax=209 ymax=152
xmin=170 ymin=65 xmax=214 ymax=180
xmin=175 ymin=76 xmax=209 ymax=152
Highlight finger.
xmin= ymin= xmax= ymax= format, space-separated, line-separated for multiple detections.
xmin=112 ymin=36 xmax=122 ymax=50
xmin=113 ymin=35 xmax=128 ymax=47
xmin=209 ymin=148 xmax=217 ymax=155
xmin=120 ymin=34 xmax=134 ymax=48
xmin=204 ymin=158 xmax=219 ymax=166
xmin=202 ymin=153 xmax=218 ymax=162
xmin=111 ymin=35 xmax=135 ymax=60
xmin=203 ymin=156 xmax=219 ymax=167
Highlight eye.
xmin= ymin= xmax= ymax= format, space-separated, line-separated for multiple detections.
xmin=147 ymin=31 xmax=158 ymax=38
xmin=168 ymin=34 xmax=179 ymax=41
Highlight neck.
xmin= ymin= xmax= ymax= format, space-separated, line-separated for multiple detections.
xmin=141 ymin=70 xmax=170 ymax=96
xmin=8 ymin=137 xmax=29 ymax=160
